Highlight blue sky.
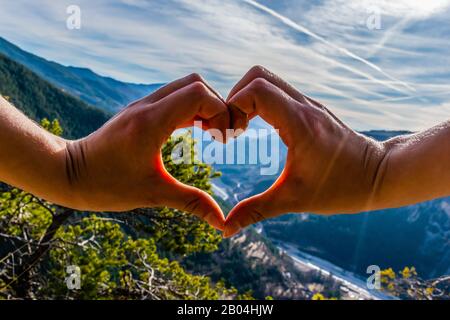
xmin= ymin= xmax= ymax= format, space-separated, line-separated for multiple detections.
xmin=1 ymin=0 xmax=450 ymax=130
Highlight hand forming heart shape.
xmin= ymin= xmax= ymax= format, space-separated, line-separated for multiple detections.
xmin=2 ymin=65 xmax=449 ymax=240
xmin=58 ymin=66 xmax=387 ymax=238
xmin=222 ymin=66 xmax=385 ymax=237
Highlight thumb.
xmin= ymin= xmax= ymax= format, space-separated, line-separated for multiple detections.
xmin=224 ymin=171 xmax=293 ymax=238
xmin=223 ymin=193 xmax=283 ymax=238
xmin=158 ymin=176 xmax=225 ymax=231
xmin=223 ymin=194 xmax=273 ymax=238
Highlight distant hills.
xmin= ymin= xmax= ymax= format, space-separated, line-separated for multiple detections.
xmin=0 ymin=38 xmax=326 ymax=299
xmin=0 ymin=53 xmax=109 ymax=139
xmin=213 ymin=130 xmax=450 ymax=280
xmin=1 ymin=35 xmax=447 ymax=291
xmin=0 ymin=36 xmax=163 ymax=112
xmin=0 ymin=35 xmax=165 ymax=138
xmin=264 ymin=195 xmax=450 ymax=279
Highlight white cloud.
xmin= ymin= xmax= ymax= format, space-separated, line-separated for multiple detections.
xmin=347 ymin=0 xmax=450 ymax=19
xmin=0 ymin=0 xmax=449 ymax=131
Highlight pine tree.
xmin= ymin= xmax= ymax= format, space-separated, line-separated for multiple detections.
xmin=0 ymin=119 xmax=250 ymax=300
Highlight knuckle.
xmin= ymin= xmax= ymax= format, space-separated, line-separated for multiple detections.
xmin=188 ymin=81 xmax=209 ymax=98
xmin=126 ymin=117 xmax=146 ymax=140
xmin=301 ymin=106 xmax=326 ymax=136
xmin=249 ymin=77 xmax=270 ymax=93
xmin=188 ymin=72 xmax=203 ymax=82
xmin=248 ymin=65 xmax=266 ymax=77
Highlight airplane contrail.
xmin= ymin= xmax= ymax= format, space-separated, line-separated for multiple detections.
xmin=243 ymin=0 xmax=416 ymax=94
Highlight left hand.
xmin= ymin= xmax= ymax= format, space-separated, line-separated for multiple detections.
xmin=63 ymin=74 xmax=229 ymax=230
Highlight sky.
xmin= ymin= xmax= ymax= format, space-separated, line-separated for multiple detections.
xmin=1 ymin=0 xmax=450 ymax=130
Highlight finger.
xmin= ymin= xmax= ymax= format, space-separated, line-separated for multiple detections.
xmin=144 ymin=73 xmax=224 ymax=105
xmin=227 ymin=65 xmax=307 ymax=105
xmin=223 ymin=173 xmax=290 ymax=238
xmin=153 ymin=81 xmax=230 ymax=143
xmin=227 ymin=77 xmax=300 ymax=145
xmin=228 ymin=67 xmax=341 ymax=134
xmin=158 ymin=175 xmax=226 ymax=231
xmin=228 ymin=104 xmax=249 ymax=135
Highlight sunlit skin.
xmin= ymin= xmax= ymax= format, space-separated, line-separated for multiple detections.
xmin=1 ymin=66 xmax=450 ymax=237
xmin=0 ymin=74 xmax=229 ymax=230
xmin=223 ymin=66 xmax=450 ymax=237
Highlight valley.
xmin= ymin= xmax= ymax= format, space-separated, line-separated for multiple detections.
xmin=1 ymin=36 xmax=448 ymax=299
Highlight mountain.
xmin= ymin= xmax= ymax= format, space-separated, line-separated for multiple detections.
xmin=0 ymin=36 xmax=163 ymax=112
xmin=0 ymin=40 xmax=344 ymax=300
xmin=212 ymin=130 xmax=450 ymax=280
xmin=182 ymin=227 xmax=355 ymax=299
xmin=0 ymin=53 xmax=109 ymax=139
xmin=209 ymin=132 xmax=287 ymax=204
xmin=2 ymin=36 xmax=445 ymax=297
xmin=264 ymin=199 xmax=450 ymax=279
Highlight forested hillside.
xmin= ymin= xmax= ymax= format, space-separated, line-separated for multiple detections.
xmin=0 ymin=53 xmax=110 ymax=139
xmin=0 ymin=54 xmax=317 ymax=300
xmin=0 ymin=125 xmax=244 ymax=299
xmin=262 ymin=131 xmax=450 ymax=280
xmin=0 ymin=37 xmax=162 ymax=112
xmin=2 ymin=41 xmax=446 ymax=299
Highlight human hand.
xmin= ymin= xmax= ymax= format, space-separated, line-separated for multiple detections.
xmin=65 ymin=74 xmax=229 ymax=230
xmin=3 ymin=65 xmax=446 ymax=236
xmin=223 ymin=66 xmax=387 ymax=237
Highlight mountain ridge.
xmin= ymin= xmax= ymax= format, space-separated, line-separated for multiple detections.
xmin=1 ymin=36 xmax=446 ymax=297
xmin=0 ymin=36 xmax=163 ymax=112
xmin=210 ymin=129 xmax=449 ymax=280
xmin=0 ymin=44 xmax=340 ymax=299
xmin=0 ymin=53 xmax=110 ymax=139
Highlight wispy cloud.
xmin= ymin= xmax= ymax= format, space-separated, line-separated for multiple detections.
xmin=244 ymin=0 xmax=415 ymax=94
xmin=0 ymin=0 xmax=449 ymax=131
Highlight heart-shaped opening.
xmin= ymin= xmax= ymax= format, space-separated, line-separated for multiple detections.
xmin=168 ymin=117 xmax=286 ymax=210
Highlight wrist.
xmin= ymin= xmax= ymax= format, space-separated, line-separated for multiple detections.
xmin=357 ymin=133 xmax=392 ymax=211
xmin=373 ymin=125 xmax=450 ymax=207
xmin=18 ymin=134 xmax=80 ymax=208
xmin=58 ymin=138 xmax=91 ymax=210
xmin=365 ymin=135 xmax=405 ymax=210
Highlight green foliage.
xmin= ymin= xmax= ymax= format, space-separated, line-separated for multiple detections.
xmin=380 ymin=266 xmax=448 ymax=300
xmin=144 ymin=133 xmax=222 ymax=255
xmin=0 ymin=188 xmax=53 ymax=239
xmin=0 ymin=36 xmax=162 ymax=113
xmin=40 ymin=118 xmax=63 ymax=137
xmin=312 ymin=293 xmax=334 ymax=300
xmin=0 ymin=55 xmax=248 ymax=299
xmin=45 ymin=216 xmax=231 ymax=299
xmin=0 ymin=119 xmax=247 ymax=300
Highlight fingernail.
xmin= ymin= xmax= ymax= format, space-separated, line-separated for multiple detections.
xmin=223 ymin=221 xmax=241 ymax=238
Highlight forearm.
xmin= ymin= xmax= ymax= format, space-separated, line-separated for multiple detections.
xmin=374 ymin=120 xmax=450 ymax=209
xmin=0 ymin=95 xmax=72 ymax=205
